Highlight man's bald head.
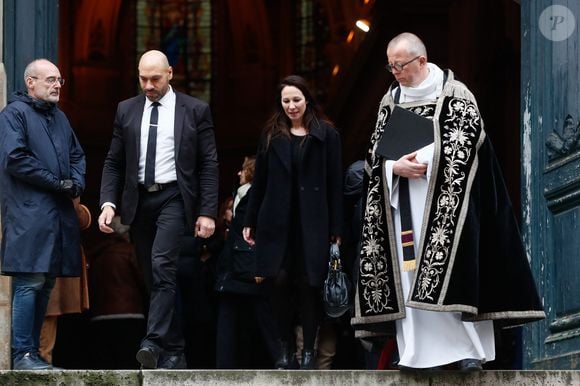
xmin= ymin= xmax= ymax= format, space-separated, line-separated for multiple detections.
xmin=387 ymin=32 xmax=427 ymax=59
xmin=139 ymin=50 xmax=170 ymax=70
xmin=138 ymin=50 xmax=173 ymax=102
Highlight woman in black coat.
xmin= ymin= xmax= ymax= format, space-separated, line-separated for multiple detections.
xmin=243 ymin=75 xmax=343 ymax=369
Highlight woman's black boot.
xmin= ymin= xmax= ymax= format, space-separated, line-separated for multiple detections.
xmin=300 ymin=349 xmax=316 ymax=370
xmin=275 ymin=341 xmax=298 ymax=369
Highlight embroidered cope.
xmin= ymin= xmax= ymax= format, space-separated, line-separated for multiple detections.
xmin=352 ymin=69 xmax=545 ymax=344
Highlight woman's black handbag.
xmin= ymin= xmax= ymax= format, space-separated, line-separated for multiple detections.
xmin=323 ymin=243 xmax=351 ymax=318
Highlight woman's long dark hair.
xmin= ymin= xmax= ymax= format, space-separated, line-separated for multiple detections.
xmin=263 ymin=75 xmax=333 ymax=148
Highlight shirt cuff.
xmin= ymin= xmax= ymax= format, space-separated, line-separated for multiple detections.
xmin=101 ymin=202 xmax=116 ymax=210
xmin=384 ymin=160 xmax=399 ymax=209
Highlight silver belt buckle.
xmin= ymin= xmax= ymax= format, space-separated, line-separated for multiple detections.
xmin=146 ymin=183 xmax=161 ymax=192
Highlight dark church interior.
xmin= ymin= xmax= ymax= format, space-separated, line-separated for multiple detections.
xmin=51 ymin=0 xmax=523 ymax=369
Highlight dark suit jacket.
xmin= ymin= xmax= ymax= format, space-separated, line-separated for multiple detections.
xmin=100 ymin=91 xmax=219 ymax=230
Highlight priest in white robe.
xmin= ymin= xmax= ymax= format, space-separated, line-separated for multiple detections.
xmin=352 ymin=32 xmax=544 ymax=371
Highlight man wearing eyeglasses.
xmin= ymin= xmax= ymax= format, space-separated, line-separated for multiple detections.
xmin=0 ymin=59 xmax=86 ymax=370
xmin=352 ymin=32 xmax=544 ymax=372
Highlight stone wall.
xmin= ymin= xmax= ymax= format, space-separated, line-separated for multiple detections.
xmin=0 ymin=370 xmax=578 ymax=386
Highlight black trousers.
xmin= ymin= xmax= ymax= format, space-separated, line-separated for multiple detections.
xmin=272 ymin=219 xmax=322 ymax=352
xmin=131 ymin=184 xmax=186 ymax=354
xmin=270 ymin=271 xmax=321 ymax=352
xmin=216 ymin=292 xmax=280 ymax=368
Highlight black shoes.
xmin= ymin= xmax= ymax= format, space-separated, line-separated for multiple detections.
xmin=13 ymin=352 xmax=54 ymax=370
xmin=275 ymin=341 xmax=299 ymax=369
xmin=398 ymin=359 xmax=482 ymax=372
xmin=136 ymin=346 xmax=160 ymax=369
xmin=158 ymin=353 xmax=187 ymax=369
xmin=300 ymin=349 xmax=316 ymax=370
xmin=398 ymin=364 xmax=443 ymax=372
xmin=459 ymin=358 xmax=483 ymax=372
xmin=137 ymin=346 xmax=187 ymax=369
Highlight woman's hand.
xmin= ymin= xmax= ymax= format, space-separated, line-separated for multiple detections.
xmin=393 ymin=151 xmax=427 ymax=179
xmin=243 ymin=227 xmax=255 ymax=246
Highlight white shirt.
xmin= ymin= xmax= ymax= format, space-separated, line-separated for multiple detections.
xmin=138 ymin=87 xmax=177 ymax=184
xmin=101 ymin=87 xmax=177 ymax=210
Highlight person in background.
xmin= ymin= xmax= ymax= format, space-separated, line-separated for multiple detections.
xmin=39 ymin=199 xmax=91 ymax=365
xmin=98 ymin=50 xmax=219 ymax=369
xmin=176 ymin=194 xmax=230 ymax=368
xmin=0 ymin=58 xmax=86 ymax=370
xmin=352 ymin=32 xmax=545 ymax=372
xmin=215 ymin=156 xmax=281 ymax=369
xmin=88 ymin=217 xmax=146 ymax=369
xmin=243 ymin=75 xmax=343 ymax=369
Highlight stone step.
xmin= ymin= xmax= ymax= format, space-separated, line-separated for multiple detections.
xmin=0 ymin=370 xmax=579 ymax=386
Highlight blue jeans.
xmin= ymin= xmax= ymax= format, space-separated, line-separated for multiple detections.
xmin=11 ymin=273 xmax=56 ymax=359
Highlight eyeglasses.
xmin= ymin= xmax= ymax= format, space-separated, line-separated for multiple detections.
xmin=30 ymin=76 xmax=65 ymax=86
xmin=385 ymin=56 xmax=421 ymax=73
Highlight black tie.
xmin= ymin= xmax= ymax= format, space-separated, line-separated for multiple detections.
xmin=144 ymin=102 xmax=160 ymax=188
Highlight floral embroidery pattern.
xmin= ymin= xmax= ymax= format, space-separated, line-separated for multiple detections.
xmin=411 ymin=105 xmax=435 ymax=118
xmin=359 ymin=105 xmax=392 ymax=313
xmin=414 ymin=97 xmax=481 ymax=301
xmin=358 ymin=103 xmax=437 ymax=314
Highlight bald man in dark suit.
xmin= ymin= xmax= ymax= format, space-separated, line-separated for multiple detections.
xmin=98 ymin=50 xmax=218 ymax=369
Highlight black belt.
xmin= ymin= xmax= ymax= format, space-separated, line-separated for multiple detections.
xmin=139 ymin=181 xmax=178 ymax=193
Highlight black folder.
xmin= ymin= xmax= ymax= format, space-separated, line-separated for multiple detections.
xmin=376 ymin=106 xmax=434 ymax=160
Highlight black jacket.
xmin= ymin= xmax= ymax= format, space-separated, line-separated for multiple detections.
xmin=245 ymin=122 xmax=343 ymax=286
xmin=215 ymin=186 xmax=260 ymax=295
xmin=99 ymin=91 xmax=219 ymax=230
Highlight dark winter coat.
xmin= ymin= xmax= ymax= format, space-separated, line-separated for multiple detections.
xmin=244 ymin=122 xmax=343 ymax=287
xmin=0 ymin=91 xmax=86 ymax=276
xmin=215 ymin=185 xmax=261 ymax=296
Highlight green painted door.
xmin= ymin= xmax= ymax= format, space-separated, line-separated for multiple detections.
xmin=521 ymin=1 xmax=580 ymax=369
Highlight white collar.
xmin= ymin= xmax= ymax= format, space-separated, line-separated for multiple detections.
xmin=398 ymin=63 xmax=444 ymax=102
xmin=233 ymin=183 xmax=252 ymax=216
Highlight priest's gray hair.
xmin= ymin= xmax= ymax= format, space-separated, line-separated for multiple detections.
xmin=388 ymin=32 xmax=427 ymax=59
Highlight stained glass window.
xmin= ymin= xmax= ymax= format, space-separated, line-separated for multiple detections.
xmin=296 ymin=0 xmax=330 ymax=105
xmin=137 ymin=0 xmax=212 ymax=102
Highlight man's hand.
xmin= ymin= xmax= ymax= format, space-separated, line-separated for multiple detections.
xmin=195 ymin=216 xmax=215 ymax=238
xmin=98 ymin=206 xmax=116 ymax=233
xmin=59 ymin=179 xmax=74 ymax=192
xmin=393 ymin=151 xmax=428 ymax=179
xmin=59 ymin=179 xmax=82 ymax=198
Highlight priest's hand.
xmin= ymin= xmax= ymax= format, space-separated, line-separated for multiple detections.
xmin=393 ymin=151 xmax=427 ymax=179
